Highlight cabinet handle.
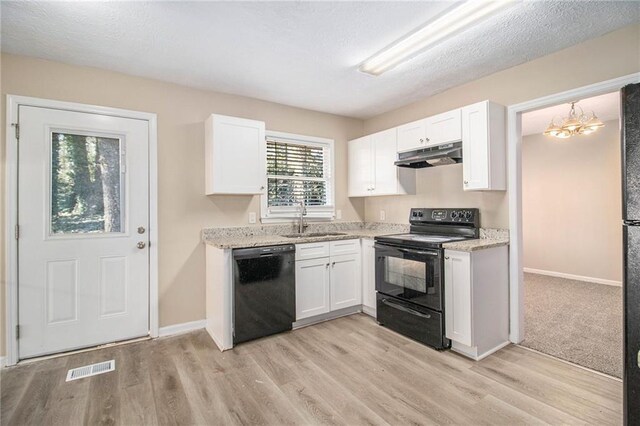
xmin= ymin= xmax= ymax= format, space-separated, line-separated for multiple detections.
xmin=331 ymin=262 xmax=336 ymax=267
xmin=326 ymin=263 xmax=330 ymax=268
xmin=426 ymin=137 xmax=430 ymax=142
xmin=464 ymin=181 xmax=469 ymax=185
xmin=260 ymin=186 xmax=265 ymax=190
xmin=419 ymin=138 xmax=424 ymax=143
xmin=445 ymin=256 xmax=450 ymax=260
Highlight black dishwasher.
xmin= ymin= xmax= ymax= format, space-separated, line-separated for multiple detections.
xmin=233 ymin=244 xmax=296 ymax=345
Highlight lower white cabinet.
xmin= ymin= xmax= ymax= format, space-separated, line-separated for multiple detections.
xmin=330 ymin=254 xmax=361 ymax=311
xmin=295 ymin=240 xmax=361 ymax=321
xmin=444 ymin=246 xmax=509 ymax=360
xmin=296 ymin=258 xmax=331 ymax=320
xmin=361 ymin=239 xmax=376 ymax=316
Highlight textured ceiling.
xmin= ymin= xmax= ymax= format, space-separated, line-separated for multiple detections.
xmin=1 ymin=1 xmax=639 ymax=119
xmin=522 ymin=91 xmax=620 ymax=136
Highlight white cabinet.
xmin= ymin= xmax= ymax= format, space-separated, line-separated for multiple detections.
xmin=204 ymin=114 xmax=266 ymax=195
xmin=425 ymin=109 xmax=462 ymax=146
xmin=396 ymin=109 xmax=462 ymax=152
xmin=397 ymin=119 xmax=428 ymax=152
xmin=296 ymin=258 xmax=331 ymax=320
xmin=361 ymin=238 xmax=376 ymax=317
xmin=461 ymin=101 xmax=506 ymax=191
xmin=347 ymin=136 xmax=374 ymax=197
xmin=444 ymin=246 xmax=509 ymax=360
xmin=348 ymin=129 xmax=415 ymax=197
xmin=444 ymin=251 xmax=472 ymax=346
xmin=330 ymin=254 xmax=362 ymax=311
xmin=295 ymin=240 xmax=361 ymax=321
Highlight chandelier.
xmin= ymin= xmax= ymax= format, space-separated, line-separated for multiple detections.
xmin=543 ymin=101 xmax=605 ymax=139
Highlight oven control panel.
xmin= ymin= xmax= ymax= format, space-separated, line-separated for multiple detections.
xmin=410 ymin=208 xmax=479 ymax=224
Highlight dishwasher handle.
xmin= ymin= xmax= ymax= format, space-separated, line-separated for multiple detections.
xmin=233 ymin=244 xmax=296 ymax=260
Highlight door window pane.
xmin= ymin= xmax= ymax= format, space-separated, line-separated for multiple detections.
xmin=51 ymin=132 xmax=123 ymax=234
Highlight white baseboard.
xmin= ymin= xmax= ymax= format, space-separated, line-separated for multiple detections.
xmin=523 ymin=268 xmax=622 ymax=287
xmin=158 ymin=319 xmax=207 ymax=337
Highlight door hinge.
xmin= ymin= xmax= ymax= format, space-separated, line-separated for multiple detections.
xmin=15 ymin=224 xmax=19 ymax=240
xmin=12 ymin=123 xmax=19 ymax=140
xmin=16 ymin=325 xmax=20 ymax=339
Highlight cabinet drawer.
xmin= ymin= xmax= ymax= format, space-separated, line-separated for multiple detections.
xmin=296 ymin=242 xmax=330 ymax=261
xmin=330 ymin=239 xmax=360 ymax=256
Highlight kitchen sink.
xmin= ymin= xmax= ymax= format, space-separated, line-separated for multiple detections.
xmin=281 ymin=232 xmax=347 ymax=238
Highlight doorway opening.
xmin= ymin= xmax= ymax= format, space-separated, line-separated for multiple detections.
xmin=519 ymin=92 xmax=622 ymax=377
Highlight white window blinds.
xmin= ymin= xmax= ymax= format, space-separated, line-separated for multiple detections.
xmin=262 ymin=133 xmax=334 ymax=220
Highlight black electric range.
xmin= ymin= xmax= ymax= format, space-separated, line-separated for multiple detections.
xmin=374 ymin=208 xmax=479 ymax=350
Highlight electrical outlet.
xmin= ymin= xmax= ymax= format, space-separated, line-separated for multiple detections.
xmin=380 ymin=210 xmax=386 ymax=221
xmin=336 ymin=209 xmax=342 ymax=220
xmin=248 ymin=212 xmax=257 ymax=224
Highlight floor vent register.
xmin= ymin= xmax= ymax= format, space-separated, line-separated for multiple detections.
xmin=66 ymin=360 xmax=115 ymax=382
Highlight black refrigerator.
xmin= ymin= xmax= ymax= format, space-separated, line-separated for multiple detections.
xmin=623 ymin=82 xmax=640 ymax=425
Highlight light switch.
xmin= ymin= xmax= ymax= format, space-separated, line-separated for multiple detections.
xmin=380 ymin=210 xmax=386 ymax=221
xmin=336 ymin=209 xmax=342 ymax=220
xmin=248 ymin=212 xmax=257 ymax=224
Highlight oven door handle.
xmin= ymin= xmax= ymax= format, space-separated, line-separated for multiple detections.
xmin=381 ymin=298 xmax=432 ymax=319
xmin=397 ymin=248 xmax=439 ymax=257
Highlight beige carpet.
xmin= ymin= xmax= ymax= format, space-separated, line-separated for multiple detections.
xmin=521 ymin=272 xmax=623 ymax=378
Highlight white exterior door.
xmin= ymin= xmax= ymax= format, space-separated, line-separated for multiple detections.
xmin=18 ymin=106 xmax=150 ymax=359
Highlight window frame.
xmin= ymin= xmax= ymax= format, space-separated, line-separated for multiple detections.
xmin=261 ymin=130 xmax=335 ymax=222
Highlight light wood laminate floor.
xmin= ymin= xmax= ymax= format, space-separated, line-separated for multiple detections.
xmin=1 ymin=314 xmax=622 ymax=425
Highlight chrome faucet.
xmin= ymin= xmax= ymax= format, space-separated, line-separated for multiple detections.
xmin=298 ymin=201 xmax=307 ymax=234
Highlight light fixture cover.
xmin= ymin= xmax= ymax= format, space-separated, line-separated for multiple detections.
xmin=359 ymin=0 xmax=516 ymax=76
xmin=542 ymin=101 xmax=605 ymax=139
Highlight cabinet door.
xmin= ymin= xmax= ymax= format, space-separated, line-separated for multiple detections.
xmin=330 ymin=254 xmax=362 ymax=311
xmin=461 ymin=102 xmax=490 ymax=190
xmin=348 ymin=136 xmax=374 ymax=197
xmin=397 ymin=119 xmax=427 ymax=152
xmin=372 ymin=129 xmax=400 ymax=195
xmin=205 ymin=114 xmax=266 ymax=195
xmin=444 ymin=251 xmax=473 ymax=346
xmin=296 ymin=258 xmax=331 ymax=320
xmin=425 ymin=109 xmax=462 ymax=147
xmin=361 ymin=239 xmax=376 ymax=314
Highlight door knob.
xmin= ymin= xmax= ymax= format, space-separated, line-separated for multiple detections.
xmin=137 ymin=226 xmax=146 ymax=234
xmin=137 ymin=241 xmax=146 ymax=249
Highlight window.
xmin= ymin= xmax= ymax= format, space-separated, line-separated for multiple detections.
xmin=261 ymin=131 xmax=335 ymax=221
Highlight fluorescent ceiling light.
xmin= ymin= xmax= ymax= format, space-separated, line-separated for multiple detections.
xmin=359 ymin=0 xmax=517 ymax=76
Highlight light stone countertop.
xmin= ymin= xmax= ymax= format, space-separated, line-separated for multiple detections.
xmin=202 ymin=222 xmax=408 ymax=249
xmin=202 ymin=222 xmax=509 ymax=252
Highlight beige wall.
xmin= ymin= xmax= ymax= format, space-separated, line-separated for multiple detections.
xmin=362 ymin=24 xmax=639 ymax=228
xmin=0 ymin=53 xmax=365 ymax=356
xmin=522 ymin=120 xmax=622 ymax=283
xmin=1 ymin=23 xmax=638 ymax=357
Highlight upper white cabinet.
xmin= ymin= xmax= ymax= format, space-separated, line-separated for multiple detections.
xmin=461 ymin=101 xmax=506 ymax=191
xmin=426 ymin=109 xmax=462 ymax=146
xmin=205 ymin=114 xmax=266 ymax=195
xmin=347 ymin=136 xmax=374 ymax=197
xmin=397 ymin=108 xmax=462 ymax=152
xmin=397 ymin=119 xmax=427 ymax=152
xmin=348 ymin=129 xmax=415 ymax=197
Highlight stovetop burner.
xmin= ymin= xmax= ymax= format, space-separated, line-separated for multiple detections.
xmin=375 ymin=208 xmax=480 ymax=249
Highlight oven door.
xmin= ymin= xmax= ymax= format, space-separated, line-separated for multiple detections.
xmin=375 ymin=243 xmax=443 ymax=311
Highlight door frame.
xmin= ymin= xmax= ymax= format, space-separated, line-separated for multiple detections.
xmin=4 ymin=95 xmax=159 ymax=366
xmin=506 ymin=73 xmax=640 ymax=343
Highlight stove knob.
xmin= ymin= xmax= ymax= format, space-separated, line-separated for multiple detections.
xmin=451 ymin=211 xmax=458 ymax=219
xmin=464 ymin=211 xmax=473 ymax=220
xmin=418 ymin=211 xmax=423 ymax=217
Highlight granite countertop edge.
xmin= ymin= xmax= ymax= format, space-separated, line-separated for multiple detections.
xmin=203 ymin=224 xmax=509 ymax=252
